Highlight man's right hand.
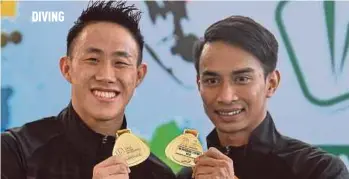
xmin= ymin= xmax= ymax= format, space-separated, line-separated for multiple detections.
xmin=92 ymin=156 xmax=130 ymax=179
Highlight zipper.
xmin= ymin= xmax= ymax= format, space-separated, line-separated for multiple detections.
xmin=102 ymin=135 xmax=108 ymax=144
xmin=224 ymin=146 xmax=232 ymax=155
xmin=94 ymin=135 xmax=110 ymax=165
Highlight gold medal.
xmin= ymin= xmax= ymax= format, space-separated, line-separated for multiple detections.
xmin=112 ymin=129 xmax=150 ymax=167
xmin=165 ymin=129 xmax=203 ymax=167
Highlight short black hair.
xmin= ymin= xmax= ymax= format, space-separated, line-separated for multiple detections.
xmin=194 ymin=15 xmax=278 ymax=77
xmin=66 ymin=0 xmax=144 ymax=65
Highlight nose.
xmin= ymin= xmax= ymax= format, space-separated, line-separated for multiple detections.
xmin=95 ymin=61 xmax=116 ymax=84
xmin=217 ymin=81 xmax=238 ymax=105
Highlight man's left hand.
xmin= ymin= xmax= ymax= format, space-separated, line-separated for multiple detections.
xmin=193 ymin=147 xmax=235 ymax=179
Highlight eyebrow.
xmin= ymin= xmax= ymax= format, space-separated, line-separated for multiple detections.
xmin=86 ymin=47 xmax=132 ymax=58
xmin=201 ymin=71 xmax=220 ymax=77
xmin=231 ymin=67 xmax=255 ymax=75
xmin=201 ymin=67 xmax=255 ymax=77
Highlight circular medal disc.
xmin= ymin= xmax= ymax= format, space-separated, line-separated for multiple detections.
xmin=112 ymin=130 xmax=150 ymax=167
xmin=165 ymin=130 xmax=203 ymax=167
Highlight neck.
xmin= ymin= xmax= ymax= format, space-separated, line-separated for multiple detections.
xmin=217 ymin=111 xmax=267 ymax=147
xmin=217 ymin=130 xmax=250 ymax=147
xmin=84 ymin=117 xmax=124 ymax=136
xmin=71 ymin=101 xmax=124 ymax=136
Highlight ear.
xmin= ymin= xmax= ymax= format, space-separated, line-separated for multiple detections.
xmin=59 ymin=56 xmax=72 ymax=83
xmin=136 ymin=63 xmax=148 ymax=87
xmin=266 ymin=70 xmax=281 ymax=98
xmin=196 ymin=75 xmax=201 ymax=91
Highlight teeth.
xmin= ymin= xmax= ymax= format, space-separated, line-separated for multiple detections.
xmin=217 ymin=109 xmax=242 ymax=116
xmin=93 ymin=90 xmax=116 ymax=99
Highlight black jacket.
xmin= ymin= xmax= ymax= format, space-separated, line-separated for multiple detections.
xmin=177 ymin=113 xmax=349 ymax=179
xmin=1 ymin=104 xmax=176 ymax=179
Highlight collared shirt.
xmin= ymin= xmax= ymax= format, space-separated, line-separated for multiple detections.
xmin=177 ymin=112 xmax=349 ymax=179
xmin=1 ymin=103 xmax=176 ymax=179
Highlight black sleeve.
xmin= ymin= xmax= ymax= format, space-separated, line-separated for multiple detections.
xmin=176 ymin=167 xmax=193 ymax=179
xmin=138 ymin=153 xmax=177 ymax=179
xmin=309 ymin=154 xmax=349 ymax=179
xmin=1 ymin=131 xmax=26 ymax=179
xmin=159 ymin=169 xmax=177 ymax=179
xmin=151 ymin=164 xmax=177 ymax=179
xmin=153 ymin=161 xmax=177 ymax=179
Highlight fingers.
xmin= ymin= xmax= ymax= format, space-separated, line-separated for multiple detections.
xmin=193 ymin=147 xmax=235 ymax=179
xmin=103 ymin=173 xmax=129 ymax=179
xmin=194 ymin=165 xmax=230 ymax=179
xmin=93 ymin=156 xmax=130 ymax=179
xmin=95 ymin=155 xmax=128 ymax=168
xmin=195 ymin=147 xmax=233 ymax=169
xmin=102 ymin=164 xmax=129 ymax=175
xmin=195 ymin=155 xmax=220 ymax=167
xmin=194 ymin=166 xmax=215 ymax=176
xmin=93 ymin=164 xmax=130 ymax=178
xmin=195 ymin=156 xmax=232 ymax=173
xmin=205 ymin=147 xmax=232 ymax=161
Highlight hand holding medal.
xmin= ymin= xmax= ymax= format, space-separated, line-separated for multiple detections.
xmin=166 ymin=129 xmax=238 ymax=179
xmin=93 ymin=129 xmax=150 ymax=179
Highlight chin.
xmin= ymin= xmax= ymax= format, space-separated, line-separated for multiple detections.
xmin=93 ymin=113 xmax=119 ymax=121
xmin=89 ymin=108 xmax=121 ymax=121
xmin=217 ymin=127 xmax=244 ymax=134
xmin=215 ymin=122 xmax=248 ymax=134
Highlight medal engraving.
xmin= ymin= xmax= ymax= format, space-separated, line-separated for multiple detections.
xmin=165 ymin=129 xmax=203 ymax=167
xmin=112 ymin=129 xmax=150 ymax=167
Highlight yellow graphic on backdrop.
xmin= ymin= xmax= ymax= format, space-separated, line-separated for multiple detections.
xmin=1 ymin=0 xmax=17 ymax=17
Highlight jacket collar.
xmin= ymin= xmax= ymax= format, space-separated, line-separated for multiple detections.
xmin=58 ymin=103 xmax=127 ymax=157
xmin=206 ymin=112 xmax=281 ymax=155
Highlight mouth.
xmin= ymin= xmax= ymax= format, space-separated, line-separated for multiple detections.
xmin=91 ymin=88 xmax=120 ymax=101
xmin=215 ymin=108 xmax=245 ymax=117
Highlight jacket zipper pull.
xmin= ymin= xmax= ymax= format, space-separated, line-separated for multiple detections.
xmin=102 ymin=135 xmax=108 ymax=144
xmin=225 ymin=146 xmax=232 ymax=155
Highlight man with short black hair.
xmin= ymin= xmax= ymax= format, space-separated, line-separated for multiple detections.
xmin=1 ymin=1 xmax=176 ymax=179
xmin=177 ymin=15 xmax=349 ymax=179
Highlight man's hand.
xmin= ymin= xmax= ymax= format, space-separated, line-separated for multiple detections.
xmin=92 ymin=155 xmax=130 ymax=179
xmin=193 ymin=147 xmax=235 ymax=179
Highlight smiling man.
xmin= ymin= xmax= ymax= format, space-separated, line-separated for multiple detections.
xmin=1 ymin=1 xmax=175 ymax=179
xmin=177 ymin=16 xmax=349 ymax=179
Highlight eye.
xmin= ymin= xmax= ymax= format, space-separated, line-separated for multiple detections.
xmin=202 ymin=78 xmax=220 ymax=86
xmin=115 ymin=61 xmax=128 ymax=65
xmin=85 ymin=58 xmax=98 ymax=64
xmin=235 ymin=76 xmax=251 ymax=84
xmin=113 ymin=60 xmax=130 ymax=67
